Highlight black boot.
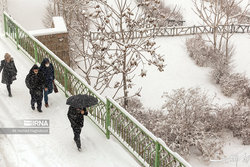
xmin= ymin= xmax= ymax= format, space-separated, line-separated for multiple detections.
xmin=37 ymin=107 xmax=43 ymax=112
xmin=7 ymin=84 xmax=12 ymax=97
xmin=74 ymin=138 xmax=81 ymax=151
xmin=37 ymin=100 xmax=42 ymax=112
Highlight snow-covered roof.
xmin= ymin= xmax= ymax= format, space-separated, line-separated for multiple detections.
xmin=29 ymin=16 xmax=67 ymax=36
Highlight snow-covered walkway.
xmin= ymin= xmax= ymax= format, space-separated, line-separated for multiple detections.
xmin=0 ymin=35 xmax=139 ymax=167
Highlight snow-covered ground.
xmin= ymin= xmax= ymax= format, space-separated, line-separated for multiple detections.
xmin=133 ymin=36 xmax=237 ymax=109
xmin=0 ymin=35 xmax=139 ymax=167
xmin=133 ymin=0 xmax=250 ymax=109
xmin=134 ymin=34 xmax=250 ymax=109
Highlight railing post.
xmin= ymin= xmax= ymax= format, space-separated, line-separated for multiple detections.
xmin=64 ymin=68 xmax=69 ymax=97
xmin=34 ymin=43 xmax=38 ymax=63
xmin=16 ymin=25 xmax=19 ymax=49
xmin=4 ymin=14 xmax=7 ymax=37
xmin=105 ymin=98 xmax=111 ymax=139
xmin=231 ymin=24 xmax=234 ymax=33
xmin=155 ymin=140 xmax=160 ymax=167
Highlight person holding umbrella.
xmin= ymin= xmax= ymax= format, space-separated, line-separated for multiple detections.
xmin=66 ymin=94 xmax=98 ymax=151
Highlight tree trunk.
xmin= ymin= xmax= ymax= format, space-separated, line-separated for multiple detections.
xmin=122 ymin=53 xmax=128 ymax=109
xmin=213 ymin=26 xmax=217 ymax=52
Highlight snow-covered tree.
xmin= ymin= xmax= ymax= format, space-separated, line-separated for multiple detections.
xmin=44 ymin=0 xmax=166 ymax=108
xmin=193 ymin=0 xmax=249 ymax=58
xmin=86 ymin=0 xmax=166 ymax=108
xmin=135 ymin=0 xmax=183 ymax=28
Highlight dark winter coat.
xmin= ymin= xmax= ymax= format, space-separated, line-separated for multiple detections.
xmin=39 ymin=58 xmax=55 ymax=91
xmin=25 ymin=65 xmax=46 ymax=97
xmin=0 ymin=59 xmax=17 ymax=85
xmin=67 ymin=106 xmax=88 ymax=129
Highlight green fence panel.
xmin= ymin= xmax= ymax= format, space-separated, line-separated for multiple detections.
xmin=106 ymin=97 xmax=191 ymax=167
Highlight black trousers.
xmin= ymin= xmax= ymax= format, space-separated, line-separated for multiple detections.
xmin=6 ymin=84 xmax=11 ymax=95
xmin=30 ymin=91 xmax=43 ymax=110
xmin=73 ymin=127 xmax=82 ymax=148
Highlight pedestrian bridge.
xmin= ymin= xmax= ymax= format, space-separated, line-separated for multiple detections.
xmin=0 ymin=12 xmax=191 ymax=167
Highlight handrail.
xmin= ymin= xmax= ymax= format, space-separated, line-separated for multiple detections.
xmin=89 ymin=24 xmax=250 ymax=41
xmin=3 ymin=11 xmax=192 ymax=167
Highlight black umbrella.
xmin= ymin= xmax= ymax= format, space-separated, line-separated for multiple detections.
xmin=66 ymin=94 xmax=98 ymax=109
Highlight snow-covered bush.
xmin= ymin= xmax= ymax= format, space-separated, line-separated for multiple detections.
xmin=186 ymin=36 xmax=233 ymax=71
xmin=242 ymin=128 xmax=250 ymax=145
xmin=161 ymin=88 xmax=225 ymax=160
xmin=210 ymin=63 xmax=230 ymax=84
xmin=219 ymin=73 xmax=250 ymax=97
xmin=225 ymin=105 xmax=250 ymax=144
xmin=128 ymin=89 xmax=225 ymax=160
xmin=127 ymin=88 xmax=250 ymax=161
xmin=186 ymin=35 xmax=215 ymax=67
xmin=210 ymin=45 xmax=234 ymax=84
xmin=237 ymin=86 xmax=250 ymax=106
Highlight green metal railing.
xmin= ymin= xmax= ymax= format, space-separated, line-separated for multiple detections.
xmin=3 ymin=12 xmax=191 ymax=167
xmin=106 ymin=97 xmax=191 ymax=167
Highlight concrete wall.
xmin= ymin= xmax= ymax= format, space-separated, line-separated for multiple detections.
xmin=29 ymin=16 xmax=70 ymax=66
xmin=36 ymin=33 xmax=70 ymax=66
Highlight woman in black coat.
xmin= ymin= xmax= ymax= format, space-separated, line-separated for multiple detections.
xmin=39 ymin=58 xmax=55 ymax=108
xmin=0 ymin=53 xmax=17 ymax=97
xmin=25 ymin=64 xmax=46 ymax=112
xmin=67 ymin=106 xmax=88 ymax=151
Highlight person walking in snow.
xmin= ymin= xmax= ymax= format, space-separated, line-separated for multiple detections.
xmin=0 ymin=53 xmax=17 ymax=97
xmin=67 ymin=106 xmax=88 ymax=151
xmin=25 ymin=64 xmax=46 ymax=112
xmin=39 ymin=58 xmax=55 ymax=108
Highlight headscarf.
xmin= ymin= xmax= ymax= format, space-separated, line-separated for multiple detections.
xmin=4 ymin=53 xmax=12 ymax=63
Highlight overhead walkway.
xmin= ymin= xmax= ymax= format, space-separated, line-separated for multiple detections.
xmin=0 ymin=12 xmax=191 ymax=167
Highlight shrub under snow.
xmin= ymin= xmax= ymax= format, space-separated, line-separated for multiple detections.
xmin=219 ymin=73 xmax=250 ymax=97
xmin=186 ymin=35 xmax=213 ymax=67
xmin=127 ymin=88 xmax=250 ymax=161
xmin=186 ymin=36 xmax=250 ymax=103
xmin=128 ymin=88 xmax=224 ymax=160
xmin=161 ymin=88 xmax=225 ymax=160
